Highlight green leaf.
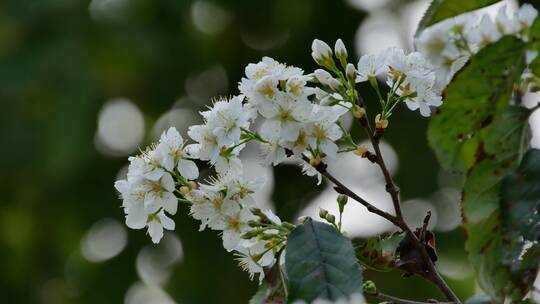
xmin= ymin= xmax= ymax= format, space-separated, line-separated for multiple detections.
xmin=529 ymin=56 xmax=540 ymax=77
xmin=500 ymin=148 xmax=540 ymax=299
xmin=416 ymin=0 xmax=500 ymax=36
xmin=285 ymin=219 xmax=363 ymax=303
xmin=461 ymin=106 xmax=531 ymax=300
xmin=462 ymin=106 xmax=531 ymax=223
xmin=428 ymin=36 xmax=527 ymax=173
xmin=356 ymin=233 xmax=404 ymax=272
xmin=464 ymin=212 xmax=509 ymax=301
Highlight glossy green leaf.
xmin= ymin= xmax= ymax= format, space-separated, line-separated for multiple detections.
xmin=356 ymin=233 xmax=403 ymax=272
xmin=500 ymin=149 xmax=540 ymax=299
xmin=416 ymin=0 xmax=500 ymax=36
xmin=285 ymin=219 xmax=363 ymax=303
xmin=428 ymin=36 xmax=527 ymax=172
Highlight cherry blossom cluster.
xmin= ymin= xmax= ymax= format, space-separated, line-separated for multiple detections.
xmin=114 ymin=38 xmax=444 ymax=283
xmin=115 ymin=126 xmax=290 ymax=282
xmin=415 ymin=3 xmax=539 ymax=88
xmin=311 ymin=38 xmax=442 ymax=121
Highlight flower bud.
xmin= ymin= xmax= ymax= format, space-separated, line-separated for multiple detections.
xmin=362 ymin=280 xmax=377 ymax=295
xmin=241 ymin=230 xmax=261 ymax=239
xmin=346 ymin=63 xmax=357 ymax=82
xmin=325 ymin=213 xmax=336 ymax=223
xmin=314 ymin=69 xmax=333 ymax=86
xmin=352 ymin=105 xmax=366 ymax=119
xmin=334 ymin=39 xmax=347 ymax=61
xmin=179 ymin=186 xmax=190 ymax=194
xmin=319 ymin=208 xmax=329 ymax=219
xmin=309 ymin=156 xmax=322 ymax=166
xmin=251 ymin=208 xmax=268 ymax=221
xmin=353 ymin=145 xmax=368 ymax=157
xmin=188 ymin=181 xmax=198 ymax=190
xmin=312 ymin=39 xmax=333 ymax=60
xmin=312 ymin=39 xmax=335 ymax=68
xmin=328 ymin=78 xmax=343 ymax=91
xmin=282 ymin=222 xmax=296 ymax=231
xmin=247 ymin=220 xmax=264 ymax=228
xmin=375 ymin=114 xmax=389 ymax=129
xmin=337 ymin=194 xmax=348 ymax=213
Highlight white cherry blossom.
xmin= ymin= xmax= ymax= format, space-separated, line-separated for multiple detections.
xmin=155 ymin=127 xmax=199 ymax=180
xmin=147 ymin=210 xmax=175 ymax=244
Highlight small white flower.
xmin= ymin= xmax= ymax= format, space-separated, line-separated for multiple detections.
xmin=202 ymin=96 xmax=256 ymax=146
xmin=305 ymin=105 xmax=346 ymax=161
xmin=259 ymin=93 xmax=313 ymax=142
xmin=187 ymin=182 xmax=241 ymax=231
xmin=356 ymin=53 xmax=387 ymax=82
xmin=155 ymin=127 xmax=199 ymax=180
xmin=186 ymin=124 xmax=220 ymax=161
xmin=127 ymin=153 xmax=164 ymax=182
xmin=221 ymin=207 xmax=256 ymax=251
xmin=258 ymin=135 xmax=288 ymax=166
xmin=514 ymin=4 xmax=538 ymax=33
xmin=494 ymin=5 xmax=515 ymax=35
xmin=235 ymin=239 xmax=276 ymax=283
xmin=139 ymin=172 xmax=178 ymax=215
xmin=466 ymin=15 xmax=501 ymax=47
xmin=115 ymin=179 xmax=155 ymax=229
xmin=147 ymin=210 xmax=175 ymax=244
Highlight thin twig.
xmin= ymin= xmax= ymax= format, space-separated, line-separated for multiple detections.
xmin=374 ymin=292 xmax=452 ymax=304
xmin=300 ymin=155 xmax=399 ymax=227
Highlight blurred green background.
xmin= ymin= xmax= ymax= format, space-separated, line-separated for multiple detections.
xmin=0 ymin=0 xmax=480 ymax=303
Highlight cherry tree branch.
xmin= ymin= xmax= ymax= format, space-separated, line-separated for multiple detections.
xmin=373 ymin=292 xmax=452 ymax=304
xmin=354 ymin=96 xmax=461 ymax=303
xmin=300 ymin=155 xmax=400 ymax=227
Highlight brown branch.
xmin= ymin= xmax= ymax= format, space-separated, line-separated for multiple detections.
xmin=354 ymin=96 xmax=461 ymax=303
xmin=299 ymin=154 xmax=400 ymax=227
xmin=373 ymin=291 xmax=453 ymax=304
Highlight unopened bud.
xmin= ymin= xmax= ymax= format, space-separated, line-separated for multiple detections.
xmin=363 ymin=280 xmax=377 ymax=295
xmin=282 ymin=222 xmax=296 ymax=231
xmin=346 ymin=63 xmax=357 ymax=82
xmin=375 ymin=114 xmax=389 ymax=129
xmin=328 ymin=78 xmax=342 ymax=91
xmin=260 ymin=233 xmax=276 ymax=240
xmin=241 ymin=229 xmax=262 ymax=239
xmin=335 ymin=39 xmax=347 ymax=59
xmin=314 ymin=69 xmax=333 ymax=86
xmin=188 ymin=181 xmax=198 ymax=190
xmin=179 ymin=186 xmax=190 ymax=195
xmin=319 ymin=208 xmax=329 ymax=219
xmin=352 ymin=105 xmax=366 ymax=119
xmin=353 ymin=145 xmax=369 ymax=157
xmin=250 ymin=208 xmax=268 ymax=221
xmin=312 ymin=39 xmax=335 ymax=68
xmin=335 ymin=39 xmax=348 ymax=67
xmin=325 ymin=213 xmax=336 ymax=223
xmin=310 ymin=156 xmax=322 ymax=166
xmin=247 ymin=220 xmax=264 ymax=228
xmin=337 ymin=194 xmax=348 ymax=213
